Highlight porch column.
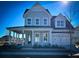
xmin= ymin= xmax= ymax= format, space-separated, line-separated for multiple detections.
xmin=49 ymin=30 xmax=52 ymax=46
xmin=22 ymin=29 xmax=24 ymax=46
xmin=13 ymin=32 xmax=16 ymax=43
xmin=32 ymin=30 xmax=34 ymax=46
xmin=13 ymin=32 xmax=15 ymax=39
xmin=40 ymin=32 xmax=43 ymax=46
xmin=16 ymin=33 xmax=18 ymax=44
xmin=9 ymin=30 xmax=11 ymax=45
xmin=15 ymin=33 xmax=17 ymax=42
xmin=17 ymin=34 xmax=19 ymax=40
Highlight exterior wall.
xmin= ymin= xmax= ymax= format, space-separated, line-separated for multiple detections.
xmin=8 ymin=27 xmax=72 ymax=48
xmin=27 ymin=28 xmax=52 ymax=46
xmin=33 ymin=31 xmax=50 ymax=46
xmin=25 ymin=12 xmax=51 ymax=26
xmin=24 ymin=4 xmax=52 ymax=26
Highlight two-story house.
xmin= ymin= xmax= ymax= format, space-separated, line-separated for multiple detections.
xmin=7 ymin=2 xmax=74 ymax=48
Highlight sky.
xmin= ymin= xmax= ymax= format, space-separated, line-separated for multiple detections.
xmin=0 ymin=1 xmax=79 ymax=37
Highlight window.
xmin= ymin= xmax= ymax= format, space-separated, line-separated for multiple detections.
xmin=14 ymin=32 xmax=17 ymax=38
xmin=24 ymin=34 xmax=26 ymax=38
xmin=44 ymin=33 xmax=48 ymax=41
xmin=36 ymin=19 xmax=39 ymax=25
xmin=61 ymin=21 xmax=64 ymax=26
xmin=57 ymin=20 xmax=64 ymax=27
xmin=11 ymin=31 xmax=14 ymax=37
xmin=19 ymin=34 xmax=22 ymax=39
xmin=44 ymin=19 xmax=47 ymax=25
xmin=28 ymin=34 xmax=31 ymax=42
xmin=27 ymin=19 xmax=31 ymax=24
xmin=35 ymin=33 xmax=40 ymax=43
xmin=57 ymin=21 xmax=60 ymax=26
xmin=27 ymin=34 xmax=31 ymax=44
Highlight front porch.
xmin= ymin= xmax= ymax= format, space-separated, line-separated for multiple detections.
xmin=7 ymin=26 xmax=52 ymax=48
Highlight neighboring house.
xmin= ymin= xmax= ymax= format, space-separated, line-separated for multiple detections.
xmin=7 ymin=3 xmax=74 ymax=49
xmin=0 ymin=35 xmax=10 ymax=46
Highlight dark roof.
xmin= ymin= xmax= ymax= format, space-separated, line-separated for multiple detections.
xmin=51 ymin=16 xmax=57 ymax=28
xmin=0 ymin=35 xmax=12 ymax=41
xmin=7 ymin=26 xmax=51 ymax=30
xmin=24 ymin=9 xmax=29 ymax=15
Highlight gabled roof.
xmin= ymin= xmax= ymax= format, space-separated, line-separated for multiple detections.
xmin=23 ymin=9 xmax=51 ymax=16
xmin=51 ymin=14 xmax=74 ymax=29
xmin=23 ymin=2 xmax=52 ymax=18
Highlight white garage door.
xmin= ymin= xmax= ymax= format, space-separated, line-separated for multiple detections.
xmin=52 ymin=33 xmax=70 ymax=47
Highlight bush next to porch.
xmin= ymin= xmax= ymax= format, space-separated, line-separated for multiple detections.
xmin=51 ymin=45 xmax=65 ymax=49
xmin=33 ymin=43 xmax=42 ymax=48
xmin=33 ymin=43 xmax=65 ymax=49
xmin=33 ymin=44 xmax=65 ymax=49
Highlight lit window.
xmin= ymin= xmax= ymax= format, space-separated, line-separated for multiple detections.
xmin=36 ymin=19 xmax=39 ymax=25
xmin=28 ymin=35 xmax=31 ymax=41
xmin=11 ymin=31 xmax=13 ymax=37
xmin=24 ymin=34 xmax=26 ymax=38
xmin=19 ymin=34 xmax=22 ymax=39
xmin=27 ymin=19 xmax=31 ymax=24
xmin=28 ymin=34 xmax=31 ymax=43
xmin=44 ymin=19 xmax=47 ymax=25
xmin=14 ymin=32 xmax=17 ymax=38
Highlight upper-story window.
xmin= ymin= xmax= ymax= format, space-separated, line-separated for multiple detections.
xmin=44 ymin=19 xmax=47 ymax=25
xmin=36 ymin=19 xmax=39 ymax=25
xmin=57 ymin=21 xmax=60 ymax=26
xmin=27 ymin=19 xmax=31 ymax=24
xmin=61 ymin=21 xmax=64 ymax=26
xmin=57 ymin=20 xmax=64 ymax=27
